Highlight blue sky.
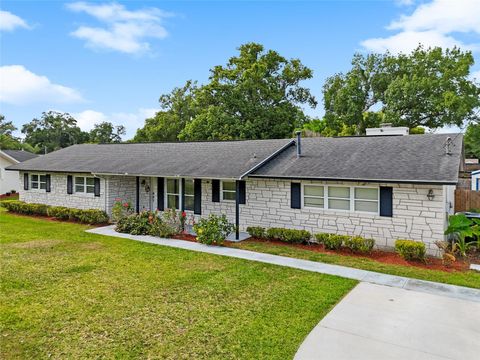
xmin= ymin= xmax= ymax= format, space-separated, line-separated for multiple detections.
xmin=1 ymin=0 xmax=479 ymax=139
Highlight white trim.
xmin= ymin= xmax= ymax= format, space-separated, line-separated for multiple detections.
xmin=74 ymin=176 xmax=95 ymax=194
xmin=302 ymin=183 xmax=380 ymax=215
xmin=221 ymin=180 xmax=236 ymax=202
xmin=30 ymin=173 xmax=47 ymax=191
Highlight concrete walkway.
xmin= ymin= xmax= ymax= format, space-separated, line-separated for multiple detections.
xmin=295 ymin=282 xmax=480 ymax=360
xmin=87 ymin=225 xmax=480 ymax=303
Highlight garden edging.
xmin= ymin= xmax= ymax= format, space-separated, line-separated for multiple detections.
xmin=87 ymin=225 xmax=480 ymax=303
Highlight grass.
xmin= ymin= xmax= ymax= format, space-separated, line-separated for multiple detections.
xmin=0 ymin=211 xmax=356 ymax=359
xmin=230 ymin=240 xmax=480 ymax=289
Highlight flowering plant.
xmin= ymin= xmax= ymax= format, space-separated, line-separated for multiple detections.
xmin=111 ymin=198 xmax=133 ymax=222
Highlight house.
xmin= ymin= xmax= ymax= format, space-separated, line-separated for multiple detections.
xmin=472 ymin=170 xmax=480 ymax=191
xmin=0 ymin=149 xmax=38 ymax=195
xmin=6 ymin=133 xmax=463 ymax=255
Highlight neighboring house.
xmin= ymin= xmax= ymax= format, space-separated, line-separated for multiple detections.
xmin=472 ymin=170 xmax=480 ymax=191
xmin=6 ymin=133 xmax=463 ymax=255
xmin=0 ymin=150 xmax=38 ymax=195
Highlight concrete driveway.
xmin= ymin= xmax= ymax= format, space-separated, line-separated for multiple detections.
xmin=295 ymin=282 xmax=480 ymax=360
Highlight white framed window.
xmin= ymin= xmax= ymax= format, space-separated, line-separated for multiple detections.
xmin=222 ymin=181 xmax=236 ymax=201
xmin=354 ymin=187 xmax=379 ymax=213
xmin=304 ymin=185 xmax=324 ymax=208
xmin=165 ymin=178 xmax=180 ymax=209
xmin=31 ymin=174 xmax=47 ymax=190
xmin=75 ymin=176 xmax=95 ymax=194
xmin=184 ymin=179 xmax=195 ymax=211
xmin=328 ymin=186 xmax=351 ymax=210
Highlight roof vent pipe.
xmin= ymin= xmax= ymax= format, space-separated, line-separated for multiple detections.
xmin=296 ymin=131 xmax=302 ymax=158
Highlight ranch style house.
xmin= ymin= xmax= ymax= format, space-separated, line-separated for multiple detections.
xmin=6 ymin=132 xmax=464 ymax=255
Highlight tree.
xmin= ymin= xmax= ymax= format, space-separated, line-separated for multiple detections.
xmin=133 ymin=81 xmax=197 ymax=142
xmin=89 ymin=122 xmax=126 ymax=143
xmin=180 ymin=43 xmax=316 ymax=140
xmin=0 ymin=114 xmax=20 ymax=149
xmin=323 ymin=46 xmax=480 ymax=134
xmin=464 ymin=122 xmax=480 ymax=159
xmin=22 ymin=111 xmax=89 ymax=153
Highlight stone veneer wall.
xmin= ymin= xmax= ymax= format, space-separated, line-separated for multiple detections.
xmin=18 ymin=172 xmax=450 ymax=255
xmin=202 ymin=178 xmax=448 ymax=255
xmin=19 ymin=172 xmax=106 ymax=210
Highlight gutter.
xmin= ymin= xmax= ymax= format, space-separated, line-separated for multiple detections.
xmin=238 ymin=139 xmax=295 ymax=180
xmin=247 ymin=174 xmax=459 ymax=186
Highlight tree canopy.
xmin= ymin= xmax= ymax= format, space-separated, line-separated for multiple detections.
xmin=89 ymin=122 xmax=126 ymax=143
xmin=323 ymin=46 xmax=480 ymax=134
xmin=464 ymin=122 xmax=480 ymax=159
xmin=134 ymin=43 xmax=316 ymax=142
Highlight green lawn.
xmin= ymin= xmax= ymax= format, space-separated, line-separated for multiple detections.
xmin=0 ymin=211 xmax=356 ymax=359
xmin=230 ymin=240 xmax=480 ymax=289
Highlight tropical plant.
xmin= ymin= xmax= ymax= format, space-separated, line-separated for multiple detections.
xmin=444 ymin=214 xmax=480 ymax=257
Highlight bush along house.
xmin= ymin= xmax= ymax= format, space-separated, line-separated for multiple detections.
xmin=6 ymin=130 xmax=464 ymax=255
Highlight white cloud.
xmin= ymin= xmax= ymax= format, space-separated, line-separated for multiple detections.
xmin=470 ymin=69 xmax=480 ymax=82
xmin=0 ymin=65 xmax=84 ymax=105
xmin=0 ymin=10 xmax=30 ymax=32
xmin=66 ymin=2 xmax=171 ymax=54
xmin=362 ymin=0 xmax=480 ymax=54
xmin=73 ymin=108 xmax=157 ymax=138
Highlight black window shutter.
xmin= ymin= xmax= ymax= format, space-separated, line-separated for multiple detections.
xmin=157 ymin=177 xmax=164 ymax=211
xmin=239 ymin=180 xmax=246 ymax=204
xmin=291 ymin=182 xmax=301 ymax=209
xmin=24 ymin=173 xmax=29 ymax=190
xmin=212 ymin=179 xmax=220 ymax=202
xmin=181 ymin=178 xmax=185 ymax=211
xmin=94 ymin=178 xmax=100 ymax=197
xmin=67 ymin=175 xmax=73 ymax=194
xmin=46 ymin=174 xmax=51 ymax=192
xmin=380 ymin=187 xmax=393 ymax=217
xmin=194 ymin=179 xmax=202 ymax=215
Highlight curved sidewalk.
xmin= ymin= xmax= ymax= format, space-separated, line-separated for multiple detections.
xmin=87 ymin=225 xmax=480 ymax=303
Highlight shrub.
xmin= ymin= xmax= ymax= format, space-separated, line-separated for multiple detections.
xmin=47 ymin=206 xmax=70 ymax=220
xmin=2 ymin=200 xmax=108 ymax=224
xmin=395 ymin=240 xmax=426 ymax=261
xmin=281 ymin=229 xmax=311 ymax=244
xmin=344 ymin=236 xmax=375 ymax=253
xmin=111 ymin=199 xmax=133 ymax=222
xmin=246 ymin=226 xmax=266 ymax=239
xmin=162 ymin=208 xmax=183 ymax=234
xmin=315 ymin=233 xmax=331 ymax=244
xmin=115 ymin=211 xmax=155 ymax=235
xmin=266 ymin=227 xmax=285 ymax=240
xmin=324 ymin=234 xmax=349 ymax=250
xmin=194 ymin=214 xmax=235 ymax=245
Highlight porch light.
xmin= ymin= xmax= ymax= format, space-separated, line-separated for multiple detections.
xmin=427 ymin=189 xmax=435 ymax=201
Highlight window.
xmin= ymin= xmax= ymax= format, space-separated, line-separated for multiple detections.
xmin=184 ymin=179 xmax=194 ymax=211
xmin=222 ymin=181 xmax=236 ymax=201
xmin=75 ymin=176 xmax=95 ymax=193
xmin=31 ymin=174 xmax=47 ymax=190
xmin=354 ymin=187 xmax=378 ymax=213
xmin=166 ymin=178 xmax=180 ymax=209
xmin=328 ymin=186 xmax=350 ymax=210
xmin=304 ymin=185 xmax=324 ymax=208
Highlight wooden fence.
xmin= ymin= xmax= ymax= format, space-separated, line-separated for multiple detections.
xmin=455 ymin=189 xmax=480 ymax=212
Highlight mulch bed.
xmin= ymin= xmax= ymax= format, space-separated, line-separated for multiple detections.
xmin=172 ymin=233 xmax=471 ymax=273
xmin=0 ymin=193 xmax=19 ymax=200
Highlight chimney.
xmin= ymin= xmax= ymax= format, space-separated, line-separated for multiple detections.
xmin=296 ymin=131 xmax=302 ymax=158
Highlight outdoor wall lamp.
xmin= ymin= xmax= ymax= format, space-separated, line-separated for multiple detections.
xmin=427 ymin=189 xmax=435 ymax=201
xmin=141 ymin=179 xmax=150 ymax=193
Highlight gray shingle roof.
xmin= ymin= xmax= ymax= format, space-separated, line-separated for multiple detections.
xmin=1 ymin=150 xmax=38 ymax=163
xmin=6 ymin=134 xmax=463 ymax=184
xmin=6 ymin=139 xmax=293 ymax=179
xmin=251 ymin=134 xmax=463 ymax=184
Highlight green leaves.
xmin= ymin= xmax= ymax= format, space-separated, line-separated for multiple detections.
xmin=445 ymin=214 xmax=480 ymax=257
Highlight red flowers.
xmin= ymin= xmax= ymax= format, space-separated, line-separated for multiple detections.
xmin=123 ymin=202 xmax=130 ymax=208
xmin=181 ymin=211 xmax=187 ymax=218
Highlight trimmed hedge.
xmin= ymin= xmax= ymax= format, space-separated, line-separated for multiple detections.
xmin=324 ymin=234 xmax=348 ymax=250
xmin=1 ymin=200 xmax=108 ymax=225
xmin=344 ymin=236 xmax=375 ymax=254
xmin=246 ymin=226 xmax=266 ymax=239
xmin=395 ymin=240 xmax=426 ymax=261
xmin=264 ymin=227 xmax=311 ymax=244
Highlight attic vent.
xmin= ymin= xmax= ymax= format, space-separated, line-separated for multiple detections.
xmin=445 ymin=137 xmax=453 ymax=155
